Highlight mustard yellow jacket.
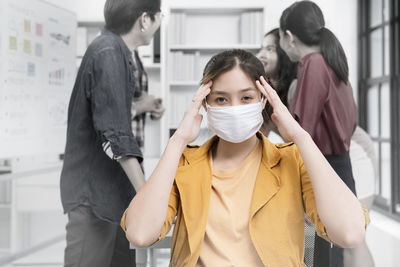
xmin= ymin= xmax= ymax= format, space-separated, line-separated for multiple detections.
xmin=122 ymin=132 xmax=369 ymax=267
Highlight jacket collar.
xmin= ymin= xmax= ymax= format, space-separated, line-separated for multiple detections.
xmin=182 ymin=131 xmax=281 ymax=169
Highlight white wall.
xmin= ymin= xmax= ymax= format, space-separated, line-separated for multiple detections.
xmin=47 ymin=0 xmax=106 ymax=21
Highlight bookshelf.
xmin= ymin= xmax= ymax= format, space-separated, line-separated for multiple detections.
xmin=160 ymin=5 xmax=264 ymax=148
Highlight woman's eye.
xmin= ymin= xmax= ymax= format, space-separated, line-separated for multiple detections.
xmin=242 ymin=96 xmax=253 ymax=102
xmin=215 ymin=97 xmax=227 ymax=103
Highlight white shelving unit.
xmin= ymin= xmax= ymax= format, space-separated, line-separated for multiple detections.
xmin=160 ymin=4 xmax=265 ymax=148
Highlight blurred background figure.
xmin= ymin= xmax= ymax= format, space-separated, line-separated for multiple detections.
xmin=278 ymin=1 xmax=360 ymax=266
xmin=60 ymin=0 xmax=162 ymax=266
xmin=257 ymin=25 xmax=376 ymax=267
xmin=256 ymin=28 xmax=297 ymax=140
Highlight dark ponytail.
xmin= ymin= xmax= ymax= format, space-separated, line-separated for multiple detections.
xmin=319 ymin=27 xmax=349 ymax=83
xmin=280 ymin=1 xmax=349 ymax=83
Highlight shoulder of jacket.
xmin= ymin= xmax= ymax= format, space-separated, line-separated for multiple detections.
xmin=88 ymin=35 xmax=120 ymax=55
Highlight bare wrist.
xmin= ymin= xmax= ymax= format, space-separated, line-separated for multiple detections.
xmin=169 ymin=133 xmax=188 ymax=152
xmin=292 ymin=129 xmax=311 ymax=145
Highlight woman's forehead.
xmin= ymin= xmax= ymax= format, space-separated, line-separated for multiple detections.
xmin=263 ymin=34 xmax=276 ymax=46
xmin=211 ymin=68 xmax=254 ymax=89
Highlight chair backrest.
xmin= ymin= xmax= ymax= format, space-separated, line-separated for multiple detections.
xmin=304 ymin=215 xmax=315 ymax=267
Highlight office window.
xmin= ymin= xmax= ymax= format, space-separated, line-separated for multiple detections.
xmin=358 ymin=0 xmax=400 ymax=219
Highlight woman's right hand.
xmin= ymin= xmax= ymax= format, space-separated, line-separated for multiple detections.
xmin=256 ymin=76 xmax=306 ymax=142
xmin=173 ymin=81 xmax=212 ymax=145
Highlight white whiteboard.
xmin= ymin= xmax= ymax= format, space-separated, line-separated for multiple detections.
xmin=0 ymin=0 xmax=77 ymax=158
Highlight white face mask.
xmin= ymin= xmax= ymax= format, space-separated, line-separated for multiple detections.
xmin=206 ymin=99 xmax=264 ymax=143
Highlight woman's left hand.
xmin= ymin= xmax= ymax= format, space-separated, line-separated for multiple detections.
xmin=256 ymin=76 xmax=307 ymax=142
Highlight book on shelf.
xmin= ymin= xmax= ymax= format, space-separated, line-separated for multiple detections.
xmin=138 ymin=29 xmax=161 ymax=65
xmin=170 ymin=51 xmax=198 ymax=81
xmin=169 ymin=93 xmax=193 ymax=127
xmin=170 ymin=12 xmax=186 ymax=45
xmin=169 ymin=92 xmax=209 ymax=130
xmin=240 ymin=11 xmax=263 ymax=44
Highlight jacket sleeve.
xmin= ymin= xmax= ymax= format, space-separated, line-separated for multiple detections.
xmin=157 ymin=154 xmax=188 ymax=241
xmin=89 ymin=48 xmax=143 ymax=161
xmin=158 ymin=181 xmax=180 ymax=241
xmin=297 ymin=147 xmax=370 ymax=243
xmin=296 ymin=147 xmax=332 ymax=242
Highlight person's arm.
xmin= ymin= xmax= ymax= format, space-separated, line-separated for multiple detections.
xmin=119 ymin=157 xmax=146 ymax=190
xmin=124 ymin=82 xmax=212 ymax=247
xmin=90 ymin=48 xmax=143 ymax=188
xmin=256 ymin=77 xmax=367 ymax=248
xmin=131 ymin=92 xmax=163 ymax=116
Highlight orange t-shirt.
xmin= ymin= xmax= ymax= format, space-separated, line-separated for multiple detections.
xmin=196 ymin=140 xmax=264 ymax=267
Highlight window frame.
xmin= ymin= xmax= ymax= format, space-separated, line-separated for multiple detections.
xmin=358 ymin=0 xmax=400 ymax=220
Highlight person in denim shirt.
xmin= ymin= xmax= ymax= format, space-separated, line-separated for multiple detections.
xmin=60 ymin=0 xmax=162 ymax=266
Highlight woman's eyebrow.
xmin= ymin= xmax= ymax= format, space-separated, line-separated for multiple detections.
xmin=210 ymin=88 xmax=257 ymax=95
xmin=240 ymin=87 xmax=257 ymax=93
xmin=210 ymin=90 xmax=229 ymax=95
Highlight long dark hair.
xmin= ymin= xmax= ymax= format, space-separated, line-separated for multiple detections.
xmin=280 ymin=0 xmax=349 ymax=83
xmin=261 ymin=29 xmax=297 ymax=124
xmin=264 ymin=28 xmax=297 ymax=106
xmin=104 ymin=0 xmax=161 ymax=35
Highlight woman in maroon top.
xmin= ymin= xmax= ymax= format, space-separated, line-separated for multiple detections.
xmin=279 ymin=1 xmax=357 ymax=267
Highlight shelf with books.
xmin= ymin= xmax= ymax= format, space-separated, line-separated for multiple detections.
xmin=168 ymin=8 xmax=264 ymax=46
xmin=160 ymin=4 xmax=265 ymax=148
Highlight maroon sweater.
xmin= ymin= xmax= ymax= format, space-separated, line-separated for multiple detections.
xmin=289 ymin=52 xmax=357 ymax=155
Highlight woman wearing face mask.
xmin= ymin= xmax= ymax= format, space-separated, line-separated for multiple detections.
xmin=279 ymin=1 xmax=359 ymax=267
xmin=120 ymin=49 xmax=368 ymax=266
xmin=257 ymin=28 xmax=297 ymax=137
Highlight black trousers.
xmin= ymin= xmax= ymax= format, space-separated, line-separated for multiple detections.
xmin=64 ymin=205 xmax=136 ymax=267
xmin=313 ymin=152 xmax=356 ymax=267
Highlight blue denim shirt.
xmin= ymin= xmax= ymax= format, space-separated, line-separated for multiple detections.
xmin=60 ymin=28 xmax=143 ymax=224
